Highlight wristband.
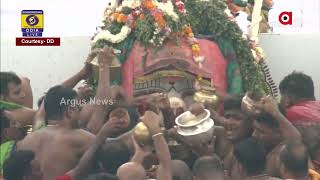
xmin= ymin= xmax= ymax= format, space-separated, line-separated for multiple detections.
xmin=152 ymin=132 xmax=163 ymax=139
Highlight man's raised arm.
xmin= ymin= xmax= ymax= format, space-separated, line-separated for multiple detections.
xmin=255 ymin=96 xmax=301 ymax=141
xmin=85 ymin=47 xmax=114 ymax=134
xmin=142 ymin=111 xmax=172 ymax=180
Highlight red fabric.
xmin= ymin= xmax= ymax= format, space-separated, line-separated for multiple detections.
xmin=286 ymin=101 xmax=320 ymax=125
xmin=122 ymin=38 xmax=227 ymax=96
xmin=56 ymin=175 xmax=71 ymax=180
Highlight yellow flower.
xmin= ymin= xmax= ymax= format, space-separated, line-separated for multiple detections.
xmin=188 ymin=33 xmax=194 ymax=37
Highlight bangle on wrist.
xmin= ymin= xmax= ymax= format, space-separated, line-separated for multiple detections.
xmin=152 ymin=132 xmax=163 ymax=139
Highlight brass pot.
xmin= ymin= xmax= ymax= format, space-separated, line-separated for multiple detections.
xmin=90 ymin=56 xmax=122 ymax=80
xmin=193 ymin=86 xmax=219 ymax=105
xmin=241 ymin=92 xmax=262 ymax=116
xmin=133 ymin=122 xmax=152 ymax=146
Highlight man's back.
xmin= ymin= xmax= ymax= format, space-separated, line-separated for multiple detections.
xmin=18 ymin=126 xmax=95 ymax=180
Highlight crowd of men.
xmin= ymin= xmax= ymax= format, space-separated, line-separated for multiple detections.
xmin=0 ymin=47 xmax=319 ymax=180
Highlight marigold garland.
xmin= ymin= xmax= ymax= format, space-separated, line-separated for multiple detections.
xmin=94 ymin=0 xmax=209 ymax=70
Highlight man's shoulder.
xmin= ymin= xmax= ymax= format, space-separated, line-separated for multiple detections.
xmin=67 ymin=129 xmax=95 ymax=144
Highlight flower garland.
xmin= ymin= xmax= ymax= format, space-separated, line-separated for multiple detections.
xmin=155 ymin=0 xmax=179 ymax=21
xmin=92 ymin=25 xmax=131 ymax=44
xmin=183 ymin=26 xmax=205 ymax=67
xmin=93 ymin=0 xmax=204 ymax=65
xmin=174 ymin=0 xmax=186 ymax=14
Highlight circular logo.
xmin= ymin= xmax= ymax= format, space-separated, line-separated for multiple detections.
xmin=26 ymin=15 xmax=39 ymax=26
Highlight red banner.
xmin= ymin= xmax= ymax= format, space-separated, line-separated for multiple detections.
xmin=16 ymin=37 xmax=60 ymax=46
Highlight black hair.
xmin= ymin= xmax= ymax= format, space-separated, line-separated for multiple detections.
xmin=0 ymin=72 xmax=21 ymax=96
xmin=84 ymin=173 xmax=118 ymax=180
xmin=224 ymin=96 xmax=243 ymax=111
xmin=98 ymin=140 xmax=131 ymax=174
xmin=280 ymin=140 xmax=309 ymax=177
xmin=0 ymin=109 xmax=10 ymax=132
xmin=172 ymin=160 xmax=193 ymax=180
xmin=256 ymin=112 xmax=279 ymax=129
xmin=279 ymin=72 xmax=315 ymax=100
xmin=44 ymin=85 xmax=77 ymax=121
xmin=192 ymin=155 xmax=224 ymax=178
xmin=234 ymin=137 xmax=267 ymax=175
xmin=3 ymin=150 xmax=35 ymax=180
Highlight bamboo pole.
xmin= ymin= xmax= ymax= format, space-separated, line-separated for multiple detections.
xmin=249 ymin=0 xmax=263 ymax=42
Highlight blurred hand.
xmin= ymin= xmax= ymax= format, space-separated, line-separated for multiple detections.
xmin=146 ymin=165 xmax=158 ymax=179
xmin=189 ymin=102 xmax=205 ymax=116
xmin=254 ymin=96 xmax=280 ymax=116
xmin=155 ymin=93 xmax=170 ymax=109
xmin=132 ymin=135 xmax=153 ymax=157
xmin=97 ymin=46 xmax=115 ymax=67
xmin=141 ymin=111 xmax=161 ymax=136
xmin=76 ymin=82 xmax=94 ymax=100
xmin=101 ymin=117 xmax=124 ymax=137
xmin=79 ymin=49 xmax=105 ymax=79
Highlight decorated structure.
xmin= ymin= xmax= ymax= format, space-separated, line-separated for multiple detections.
xmin=89 ymin=0 xmax=277 ymax=101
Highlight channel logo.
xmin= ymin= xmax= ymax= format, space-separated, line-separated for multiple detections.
xmin=279 ymin=11 xmax=292 ymax=25
xmin=17 ymin=10 xmax=60 ymax=46
xmin=21 ymin=10 xmax=44 ymax=37
xmin=269 ymin=9 xmax=303 ymax=28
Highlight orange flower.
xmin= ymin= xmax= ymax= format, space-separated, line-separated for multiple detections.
xmin=143 ymin=0 xmax=155 ymax=9
xmin=193 ymin=51 xmax=200 ymax=56
xmin=139 ymin=14 xmax=145 ymax=20
xmin=112 ymin=13 xmax=120 ymax=20
xmin=117 ymin=14 xmax=127 ymax=23
xmin=184 ymin=26 xmax=193 ymax=34
xmin=153 ymin=13 xmax=166 ymax=28
xmin=157 ymin=19 xmax=166 ymax=28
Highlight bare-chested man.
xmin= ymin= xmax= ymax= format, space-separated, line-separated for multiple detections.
xmin=16 ymin=85 xmax=95 ymax=180
xmin=252 ymin=96 xmax=302 ymax=178
xmin=192 ymin=155 xmax=225 ymax=180
xmin=1 ymin=49 xmax=98 ymax=132
xmin=279 ymin=140 xmax=320 ymax=180
xmin=209 ymin=97 xmax=253 ymax=172
xmin=16 ymin=47 xmax=116 ymax=180
xmin=117 ymin=111 xmax=172 ymax=180
xmin=231 ymin=137 xmax=281 ymax=180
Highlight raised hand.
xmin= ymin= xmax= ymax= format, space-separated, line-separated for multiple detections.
xmin=141 ymin=111 xmax=162 ymax=136
xmin=254 ymin=96 xmax=280 ymax=116
xmin=97 ymin=46 xmax=115 ymax=67
xmin=132 ymin=135 xmax=153 ymax=157
xmin=100 ymin=117 xmax=124 ymax=137
xmin=79 ymin=49 xmax=106 ymax=79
